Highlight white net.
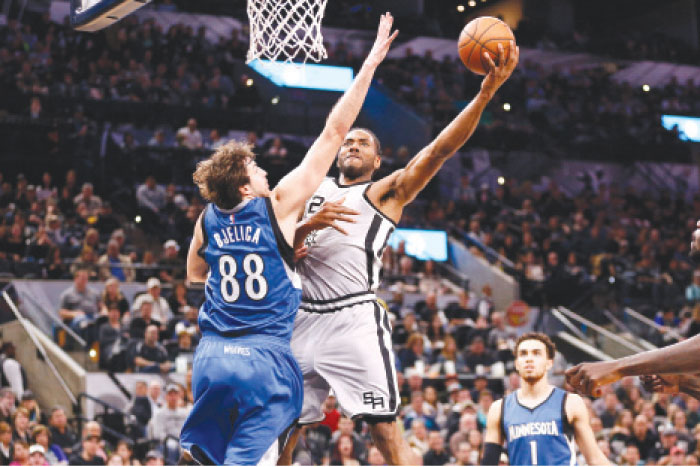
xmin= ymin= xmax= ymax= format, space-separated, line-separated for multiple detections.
xmin=246 ymin=0 xmax=329 ymax=64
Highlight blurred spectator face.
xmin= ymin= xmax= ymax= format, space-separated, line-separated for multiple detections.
xmin=470 ymin=338 xmax=485 ymax=355
xmin=14 ymin=410 xmax=29 ymax=431
xmin=641 ymin=402 xmax=655 ymax=422
xmin=107 ymin=240 xmax=120 ymax=258
xmin=29 ymin=449 xmax=46 ymax=465
xmin=399 ymin=256 xmax=413 ymax=275
xmin=633 ymin=415 xmax=648 ymax=438
xmin=338 ymin=434 xmax=353 ymax=458
xmin=456 ymin=441 xmax=472 ymax=465
xmin=149 ymin=381 xmax=162 ymax=401
xmin=134 ymin=381 xmax=147 ymax=397
xmin=661 ymin=430 xmax=678 ymax=449
xmin=457 ymin=389 xmax=472 ymax=404
xmin=622 ymin=445 xmax=640 ymax=465
xmin=84 ymin=421 xmax=101 ymax=440
xmin=367 ymin=446 xmax=385 ymax=466
xmin=597 ymin=439 xmax=611 ymax=459
xmin=13 ymin=443 xmax=28 ymax=464
xmin=604 ymin=393 xmax=618 ymax=411
xmin=116 ymin=442 xmax=132 ymax=463
xmin=83 ymin=435 xmax=99 ymax=457
xmin=82 ymin=183 xmax=93 ymax=199
xmin=410 ymin=391 xmax=424 ymax=412
xmin=49 ymin=408 xmax=66 ymax=429
xmin=108 ymin=306 xmax=120 ymax=323
xmin=144 ymin=325 xmax=159 ymax=346
xmin=590 ymin=417 xmax=603 ymax=435
xmin=165 ymin=389 xmax=179 ymax=409
xmin=178 ymin=332 xmax=192 ymax=349
xmin=670 ymin=446 xmax=686 ymax=465
xmin=459 ymin=413 xmax=476 ymax=433
xmin=424 ymin=386 xmax=437 ymax=405
xmin=187 ymin=119 xmax=197 ymax=131
xmin=1 ymin=390 xmax=15 ymax=410
xmin=428 ymin=431 xmax=443 ymax=451
xmin=425 ymin=292 xmax=437 ymax=309
xmin=673 ymin=411 xmax=686 ymax=430
xmin=547 ymin=251 xmax=559 ymax=267
xmin=411 ymin=420 xmax=427 ymax=440
xmin=0 ymin=424 xmax=11 ymax=445
xmin=107 ymin=454 xmax=124 ymax=465
xmin=468 ymin=429 xmax=482 ymax=449
xmin=74 ymin=270 xmax=89 ymax=291
xmin=146 ymin=176 xmax=156 ymax=189
xmin=337 ymin=417 xmax=353 ymax=436
xmin=141 ymin=301 xmax=153 ymax=321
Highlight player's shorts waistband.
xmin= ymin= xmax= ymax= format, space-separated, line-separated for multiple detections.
xmin=300 ymin=291 xmax=377 ymax=313
xmin=200 ymin=331 xmax=292 ymax=351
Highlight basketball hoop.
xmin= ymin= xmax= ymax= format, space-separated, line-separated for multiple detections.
xmin=246 ymin=0 xmax=329 ymax=64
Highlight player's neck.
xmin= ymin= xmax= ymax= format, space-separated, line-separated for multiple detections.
xmin=518 ymin=377 xmax=552 ymax=401
xmin=339 ymin=173 xmax=372 ymax=185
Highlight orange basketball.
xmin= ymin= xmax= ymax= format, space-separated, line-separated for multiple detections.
xmin=458 ymin=16 xmax=515 ymax=75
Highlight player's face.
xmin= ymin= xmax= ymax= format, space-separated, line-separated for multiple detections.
xmin=514 ymin=339 xmax=552 ymax=384
xmin=337 ymin=130 xmax=380 ymax=180
xmin=244 ymin=158 xmax=270 ymax=197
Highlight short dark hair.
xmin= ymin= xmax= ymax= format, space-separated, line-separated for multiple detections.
xmin=348 ymin=127 xmax=382 ymax=156
xmin=514 ymin=332 xmax=556 ymax=360
xmin=193 ymin=140 xmax=254 ymax=210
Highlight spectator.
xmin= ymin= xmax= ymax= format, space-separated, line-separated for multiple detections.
xmin=98 ymin=304 xmax=129 ymax=371
xmin=133 ymin=325 xmax=171 ymax=374
xmin=47 ymin=407 xmax=77 ymax=456
xmin=319 ymin=395 xmax=340 ymax=434
xmin=686 ymin=270 xmax=700 ymax=304
xmin=629 ymin=414 xmax=658 ymax=460
xmin=207 ymin=129 xmax=225 ymax=150
xmin=453 ymin=440 xmax=476 ymax=466
xmin=69 ymin=247 xmax=100 ymax=281
xmin=175 ymin=119 xmax=203 ymax=150
xmin=423 ymin=430 xmax=449 ymax=466
xmin=330 ymin=416 xmax=365 ymax=463
xmin=158 ymin=239 xmax=184 ymax=283
xmin=397 ymin=333 xmax=426 ymax=373
xmin=330 ymin=434 xmax=359 ymax=466
xmin=463 ymin=336 xmax=495 ymax=374
xmin=11 ymin=408 xmax=30 ymax=444
xmin=18 ymin=392 xmax=40 ymax=428
xmin=136 ymin=176 xmax=167 ymax=235
xmin=73 ymin=183 xmax=102 ymax=217
xmin=129 ymin=298 xmax=162 ymax=340
xmin=167 ymin=281 xmax=191 ymax=317
xmin=132 ymin=278 xmax=173 ymax=325
xmin=114 ymin=440 xmax=137 ymax=466
xmin=31 ymin=424 xmax=66 ymax=465
xmin=147 ymin=380 xmax=163 ymax=414
xmin=68 ymin=434 xmax=105 ymax=466
xmin=144 ymin=449 xmax=164 ymax=466
xmin=125 ymin=380 xmax=152 ymax=435
xmin=135 ymin=250 xmax=160 ymax=283
xmin=0 ymin=389 xmax=16 ymax=425
xmin=449 ymin=412 xmax=478 ymax=458
xmin=9 ymin=440 xmax=28 ymax=466
xmin=148 ymin=384 xmax=189 ymax=441
xmin=58 ymin=268 xmax=100 ymax=337
xmin=0 ymin=344 xmax=26 ymax=400
xmin=0 ymin=421 xmax=13 ymax=465
xmin=99 ymin=277 xmax=130 ymax=319
xmin=97 ymin=240 xmax=135 ymax=282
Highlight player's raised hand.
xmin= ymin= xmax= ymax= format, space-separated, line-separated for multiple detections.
xmin=565 ymin=361 xmax=623 ymax=397
xmin=481 ymin=41 xmax=519 ymax=97
xmin=306 ymin=197 xmax=359 ymax=236
xmin=365 ymin=13 xmax=399 ymax=68
xmin=640 ymin=374 xmax=681 ymax=395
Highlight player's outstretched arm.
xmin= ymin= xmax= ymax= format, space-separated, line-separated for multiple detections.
xmin=565 ymin=334 xmax=700 ymax=396
xmin=186 ymin=213 xmax=208 ymax=283
xmin=567 ymin=393 xmax=612 ymax=465
xmin=481 ymin=399 xmax=504 ymax=465
xmin=369 ymin=42 xmax=518 ymax=217
xmin=270 ymin=14 xmax=398 ymax=228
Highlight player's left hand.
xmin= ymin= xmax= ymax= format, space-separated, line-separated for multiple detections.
xmin=364 ymin=12 xmax=399 ymax=69
xmin=294 ymin=245 xmax=309 ymax=262
xmin=565 ymin=361 xmax=623 ymax=397
xmin=640 ymin=374 xmax=681 ymax=394
xmin=480 ymin=41 xmax=519 ymax=97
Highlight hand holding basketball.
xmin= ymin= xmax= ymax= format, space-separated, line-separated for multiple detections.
xmin=459 ymin=17 xmax=516 ymax=75
xmin=480 ymin=41 xmax=519 ymax=97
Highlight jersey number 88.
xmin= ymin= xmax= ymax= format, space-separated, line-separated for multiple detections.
xmin=218 ymin=254 xmax=268 ymax=302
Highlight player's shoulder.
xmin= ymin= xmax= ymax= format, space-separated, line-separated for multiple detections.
xmin=487 ymin=397 xmax=504 ymax=418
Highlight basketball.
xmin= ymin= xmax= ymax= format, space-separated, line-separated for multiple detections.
xmin=458 ymin=16 xmax=515 ymax=75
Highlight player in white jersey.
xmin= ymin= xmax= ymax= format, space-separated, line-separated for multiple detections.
xmin=278 ymin=43 xmax=520 ymax=465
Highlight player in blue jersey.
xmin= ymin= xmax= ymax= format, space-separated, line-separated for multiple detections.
xmin=178 ymin=13 xmax=398 ymax=466
xmin=482 ymin=333 xmax=610 ymax=466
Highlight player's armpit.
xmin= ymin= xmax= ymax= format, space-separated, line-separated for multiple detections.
xmin=567 ymin=394 xmax=612 ymax=466
xmin=186 ymin=213 xmax=208 ymax=283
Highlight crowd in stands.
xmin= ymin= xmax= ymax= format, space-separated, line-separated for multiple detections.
xmin=1 ymin=6 xmax=700 ymax=467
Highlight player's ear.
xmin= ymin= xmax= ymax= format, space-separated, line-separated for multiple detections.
xmin=239 ymin=183 xmax=252 ymax=198
xmin=545 ymin=358 xmax=553 ymax=372
xmin=374 ymin=155 xmax=381 ymax=170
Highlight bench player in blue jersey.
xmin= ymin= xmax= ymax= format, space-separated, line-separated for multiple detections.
xmin=178 ymin=14 xmax=398 ymax=466
xmin=482 ymin=333 xmax=610 ymax=466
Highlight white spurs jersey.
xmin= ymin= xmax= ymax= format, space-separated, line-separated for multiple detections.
xmin=297 ymin=178 xmax=395 ymax=312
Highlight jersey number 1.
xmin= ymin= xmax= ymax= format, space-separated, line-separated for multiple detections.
xmin=219 ymin=254 xmax=268 ymax=302
xmin=530 ymin=440 xmax=537 ymax=465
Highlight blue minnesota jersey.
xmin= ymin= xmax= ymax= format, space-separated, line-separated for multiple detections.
xmin=198 ymin=197 xmax=302 ymax=340
xmin=502 ymin=387 xmax=576 ymax=466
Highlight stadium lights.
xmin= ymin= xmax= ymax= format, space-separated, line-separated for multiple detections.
xmin=271 ymin=96 xmax=280 ymax=105
xmin=468 ymin=0 xmax=476 ymax=7
xmin=642 ymin=84 xmax=650 ymax=92
xmin=497 ymin=176 xmax=505 ymax=185
xmin=503 ymin=103 xmax=511 ymax=111
xmin=246 ymin=78 xmax=254 ymax=87
xmin=457 ymin=4 xmax=465 ymax=12
xmin=135 ymin=215 xmax=142 ymax=223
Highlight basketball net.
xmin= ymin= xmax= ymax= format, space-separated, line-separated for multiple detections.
xmin=246 ymin=0 xmax=329 ymax=64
